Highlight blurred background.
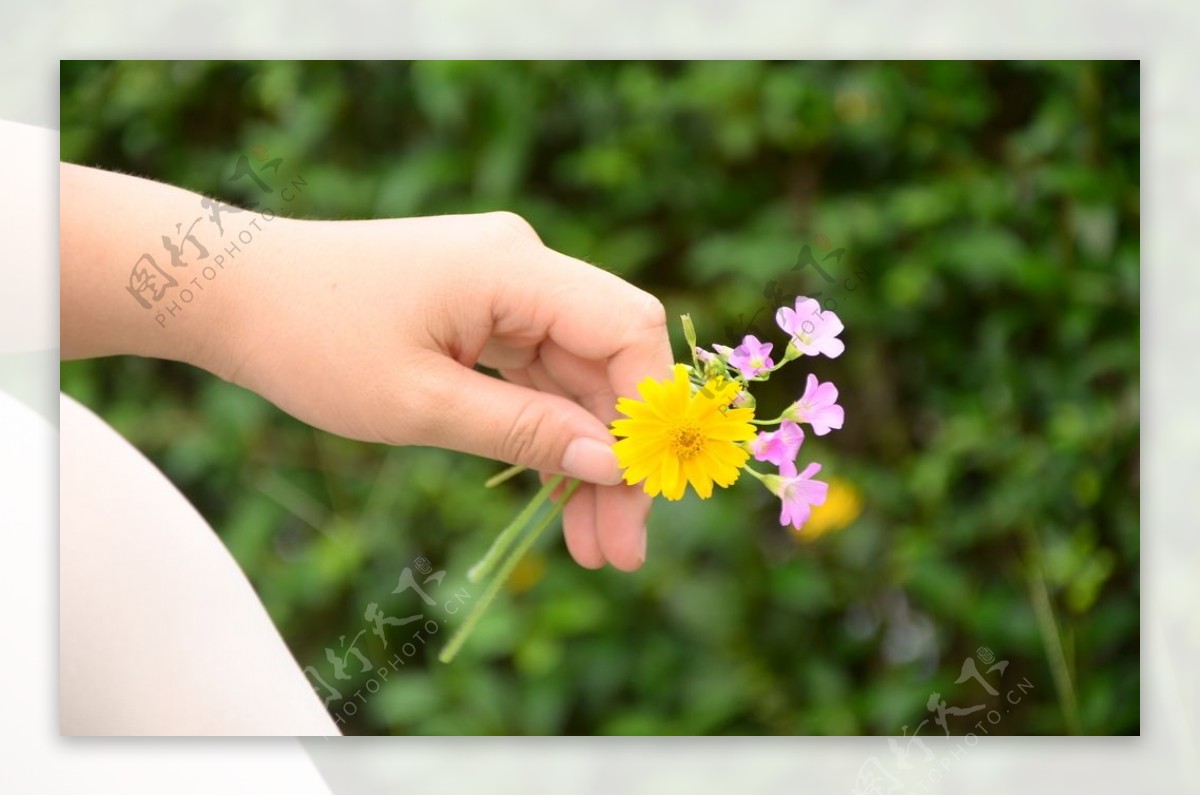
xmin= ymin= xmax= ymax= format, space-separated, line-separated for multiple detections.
xmin=59 ymin=60 xmax=1139 ymax=735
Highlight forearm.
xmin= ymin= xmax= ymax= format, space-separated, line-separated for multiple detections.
xmin=59 ymin=163 xmax=276 ymax=369
xmin=59 ymin=163 xmax=668 ymax=569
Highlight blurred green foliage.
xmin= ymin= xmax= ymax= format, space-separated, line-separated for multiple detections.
xmin=60 ymin=61 xmax=1139 ymax=735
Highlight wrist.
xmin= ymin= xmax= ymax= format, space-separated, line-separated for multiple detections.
xmin=177 ymin=212 xmax=301 ymax=384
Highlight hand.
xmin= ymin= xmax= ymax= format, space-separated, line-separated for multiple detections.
xmin=208 ymin=212 xmax=673 ymax=571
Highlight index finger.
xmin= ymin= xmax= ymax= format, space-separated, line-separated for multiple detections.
xmin=526 ymin=247 xmax=675 ymax=401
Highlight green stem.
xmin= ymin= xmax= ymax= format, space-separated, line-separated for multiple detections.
xmin=741 ymin=464 xmax=768 ymax=483
xmin=440 ymin=478 xmax=581 ymax=664
xmin=484 ymin=464 xmax=528 ymax=489
xmin=780 ymin=341 xmax=803 ymax=365
xmin=467 ymin=474 xmax=561 ymax=584
xmin=750 ymin=345 xmax=800 ymax=376
xmin=1023 ymin=532 xmax=1084 ymax=734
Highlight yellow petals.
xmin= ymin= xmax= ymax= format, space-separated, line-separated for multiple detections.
xmin=611 ymin=364 xmax=757 ymax=501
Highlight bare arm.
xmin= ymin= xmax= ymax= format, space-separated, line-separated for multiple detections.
xmin=59 ymin=162 xmax=673 ymax=571
xmin=60 ymin=163 xmax=257 ymax=366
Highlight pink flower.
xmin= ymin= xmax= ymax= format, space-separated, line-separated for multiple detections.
xmin=784 ymin=374 xmax=845 ymax=436
xmin=727 ymin=334 xmax=775 ymax=379
xmin=695 ymin=346 xmax=717 ymax=364
xmin=771 ymin=461 xmax=829 ymax=530
xmin=775 ymin=297 xmax=845 ymax=358
xmin=750 ymin=419 xmax=804 ymax=467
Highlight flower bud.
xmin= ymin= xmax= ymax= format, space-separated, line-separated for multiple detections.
xmin=680 ymin=313 xmax=698 ymax=352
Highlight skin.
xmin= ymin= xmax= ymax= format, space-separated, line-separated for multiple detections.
xmin=60 ymin=163 xmax=673 ymax=571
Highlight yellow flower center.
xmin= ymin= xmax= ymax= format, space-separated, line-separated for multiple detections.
xmin=670 ymin=422 xmax=705 ymax=459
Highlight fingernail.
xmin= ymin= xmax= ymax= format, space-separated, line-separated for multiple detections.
xmin=561 ymin=437 xmax=621 ymax=485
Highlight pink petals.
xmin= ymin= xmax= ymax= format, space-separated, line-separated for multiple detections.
xmin=727 ymin=334 xmax=775 ymax=379
xmin=696 ymin=294 xmax=847 ymax=535
xmin=773 ymin=461 xmax=829 ymax=530
xmin=751 ymin=418 xmax=831 ymax=529
xmin=785 ymin=373 xmax=845 ymax=436
xmin=750 ymin=419 xmax=804 ymax=467
xmin=775 ymin=296 xmax=845 ymax=359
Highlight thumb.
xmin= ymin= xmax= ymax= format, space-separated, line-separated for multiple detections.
xmin=410 ymin=358 xmax=624 ymax=485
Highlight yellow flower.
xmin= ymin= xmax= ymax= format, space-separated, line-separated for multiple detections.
xmin=792 ymin=476 xmax=862 ymax=541
xmin=505 ymin=550 xmax=547 ymax=594
xmin=611 ymin=364 xmax=757 ymax=501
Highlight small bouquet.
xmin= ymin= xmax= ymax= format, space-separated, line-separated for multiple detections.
xmin=440 ymin=296 xmax=846 ymax=662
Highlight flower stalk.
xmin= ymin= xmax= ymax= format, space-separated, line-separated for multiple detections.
xmin=441 ymin=475 xmax=580 ymax=664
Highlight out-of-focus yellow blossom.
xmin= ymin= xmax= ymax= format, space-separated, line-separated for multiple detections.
xmin=506 ymin=549 xmax=547 ymax=594
xmin=791 ymin=476 xmax=862 ymax=541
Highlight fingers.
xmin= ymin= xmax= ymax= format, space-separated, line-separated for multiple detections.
xmin=414 ymin=357 xmax=623 ymax=487
xmin=537 ymin=340 xmax=619 ymax=422
xmin=534 ymin=343 xmax=651 ymax=571
xmin=594 ymin=484 xmax=651 ymax=571
xmin=509 ymin=365 xmax=605 ymax=569
xmin=562 ymin=482 xmax=605 ymax=569
xmin=479 ymin=238 xmax=674 ymax=572
xmin=468 ymin=236 xmax=676 ymax=573
xmin=499 ymin=362 xmax=571 ymax=401
xmin=552 ymin=250 xmax=674 ymax=398
xmin=517 ymin=254 xmax=669 ymax=572
xmin=502 ymin=342 xmax=652 ymax=570
xmin=493 ymin=247 xmax=675 ymax=398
